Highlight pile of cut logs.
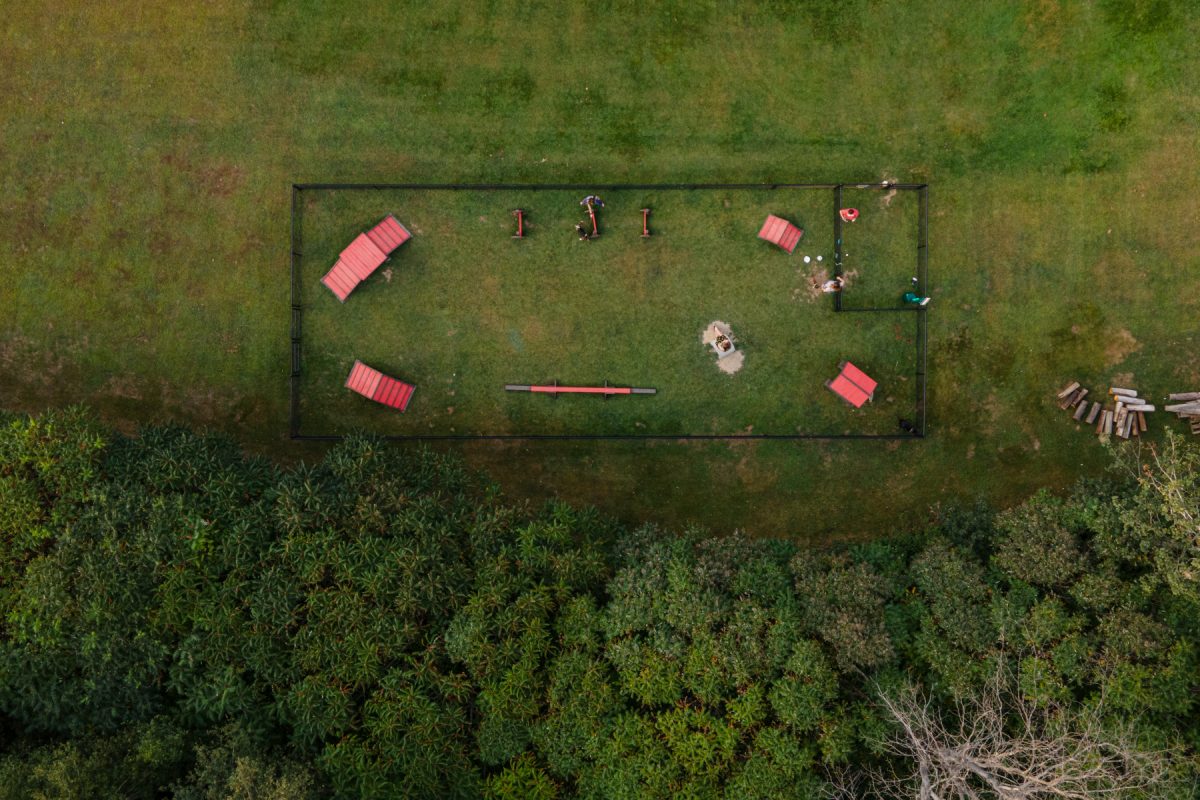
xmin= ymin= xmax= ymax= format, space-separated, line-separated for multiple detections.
xmin=1055 ymin=382 xmax=1154 ymax=440
xmin=1165 ymin=392 xmax=1200 ymax=436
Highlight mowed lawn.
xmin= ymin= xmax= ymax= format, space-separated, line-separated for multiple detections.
xmin=298 ymin=186 xmax=920 ymax=437
xmin=1 ymin=1 xmax=1198 ymax=539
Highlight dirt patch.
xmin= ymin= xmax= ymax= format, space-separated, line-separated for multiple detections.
xmin=196 ymin=162 xmax=245 ymax=199
xmin=98 ymin=374 xmax=144 ymax=401
xmin=879 ymin=175 xmax=900 ymax=207
xmin=979 ymin=393 xmax=1005 ymax=433
xmin=161 ymin=152 xmax=245 ymax=199
xmin=1109 ymin=371 xmax=1135 ymax=389
xmin=716 ymin=351 xmax=744 ymax=374
xmin=701 ymin=321 xmax=744 ymax=374
xmin=798 ymin=268 xmax=829 ymax=301
xmin=523 ymin=317 xmax=547 ymax=344
xmin=1104 ymin=328 xmax=1141 ymax=367
xmin=0 ymin=333 xmax=74 ymax=393
xmin=795 ymin=267 xmax=857 ymax=302
xmin=733 ymin=452 xmax=779 ymax=489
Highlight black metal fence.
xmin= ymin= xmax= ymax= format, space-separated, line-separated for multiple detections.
xmin=290 ymin=183 xmax=929 ymax=441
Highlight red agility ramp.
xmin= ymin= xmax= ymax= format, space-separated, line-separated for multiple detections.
xmin=757 ymin=214 xmax=804 ymax=254
xmin=321 ymin=215 xmax=412 ymax=302
xmin=825 ymin=361 xmax=876 ymax=408
xmin=346 ymin=360 xmax=416 ymax=411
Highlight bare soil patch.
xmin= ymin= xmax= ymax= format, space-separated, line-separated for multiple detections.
xmin=701 ymin=321 xmax=744 ymax=374
xmin=1104 ymin=328 xmax=1141 ymax=367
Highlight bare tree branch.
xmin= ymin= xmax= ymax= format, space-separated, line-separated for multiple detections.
xmin=857 ymin=668 xmax=1174 ymax=800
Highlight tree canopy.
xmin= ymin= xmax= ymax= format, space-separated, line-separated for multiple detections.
xmin=1 ymin=408 xmax=1197 ymax=798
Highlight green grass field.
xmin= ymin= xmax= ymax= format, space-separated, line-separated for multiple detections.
xmin=298 ymin=185 xmax=921 ymax=437
xmin=2 ymin=1 xmax=1198 ymax=539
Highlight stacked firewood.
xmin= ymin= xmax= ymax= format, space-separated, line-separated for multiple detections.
xmin=1165 ymin=392 xmax=1200 ymax=436
xmin=1055 ymin=382 xmax=1154 ymax=440
xmin=1104 ymin=387 xmax=1153 ymax=440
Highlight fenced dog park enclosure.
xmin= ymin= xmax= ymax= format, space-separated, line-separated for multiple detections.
xmin=289 ymin=183 xmax=928 ymax=440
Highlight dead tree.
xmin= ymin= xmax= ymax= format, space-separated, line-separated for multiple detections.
xmin=859 ymin=674 xmax=1173 ymax=800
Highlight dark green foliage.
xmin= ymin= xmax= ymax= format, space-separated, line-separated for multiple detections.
xmin=790 ymin=551 xmax=893 ymax=670
xmin=1 ymin=409 xmax=1198 ymax=796
xmin=993 ymin=491 xmax=1087 ymax=589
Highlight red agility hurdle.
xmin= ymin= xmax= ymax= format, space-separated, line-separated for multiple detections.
xmin=512 ymin=209 xmax=525 ymax=239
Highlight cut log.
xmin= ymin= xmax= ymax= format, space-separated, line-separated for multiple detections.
xmin=1138 ymin=411 xmax=1147 ymax=432
xmin=1057 ymin=381 xmax=1081 ymax=399
xmin=1086 ymin=402 xmax=1101 ymax=424
xmin=1096 ymin=408 xmax=1108 ymax=433
xmin=1167 ymin=392 xmax=1200 ymax=401
xmin=1165 ymin=401 xmax=1200 ymax=413
xmin=1060 ymin=388 xmax=1086 ymax=409
xmin=1124 ymin=404 xmax=1155 ymax=412
xmin=1073 ymin=399 xmax=1089 ymax=420
xmin=1110 ymin=387 xmax=1138 ymax=396
xmin=1115 ymin=406 xmax=1128 ymax=432
xmin=1103 ymin=410 xmax=1114 ymax=435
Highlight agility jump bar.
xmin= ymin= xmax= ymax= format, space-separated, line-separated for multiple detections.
xmin=505 ymin=381 xmax=656 ymax=396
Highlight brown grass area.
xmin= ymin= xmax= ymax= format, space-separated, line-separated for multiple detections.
xmin=1103 ymin=329 xmax=1142 ymax=368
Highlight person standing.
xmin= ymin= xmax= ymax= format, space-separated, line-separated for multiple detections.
xmin=904 ymin=276 xmax=930 ymax=305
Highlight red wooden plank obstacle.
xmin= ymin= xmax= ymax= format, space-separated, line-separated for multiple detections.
xmin=512 ymin=209 xmax=525 ymax=239
xmin=321 ymin=214 xmax=412 ymax=302
xmin=505 ymin=382 xmax=656 ymax=396
xmin=346 ymin=360 xmax=416 ymax=411
xmin=757 ymin=214 xmax=804 ymax=254
xmin=826 ymin=361 xmax=876 ymax=408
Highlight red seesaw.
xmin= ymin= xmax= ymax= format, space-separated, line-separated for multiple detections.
xmin=505 ymin=381 xmax=656 ymax=396
xmin=641 ymin=208 xmax=651 ymax=238
xmin=512 ymin=209 xmax=525 ymax=239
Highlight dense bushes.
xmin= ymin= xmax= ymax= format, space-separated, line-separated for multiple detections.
xmin=1 ymin=408 xmax=1197 ymax=798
